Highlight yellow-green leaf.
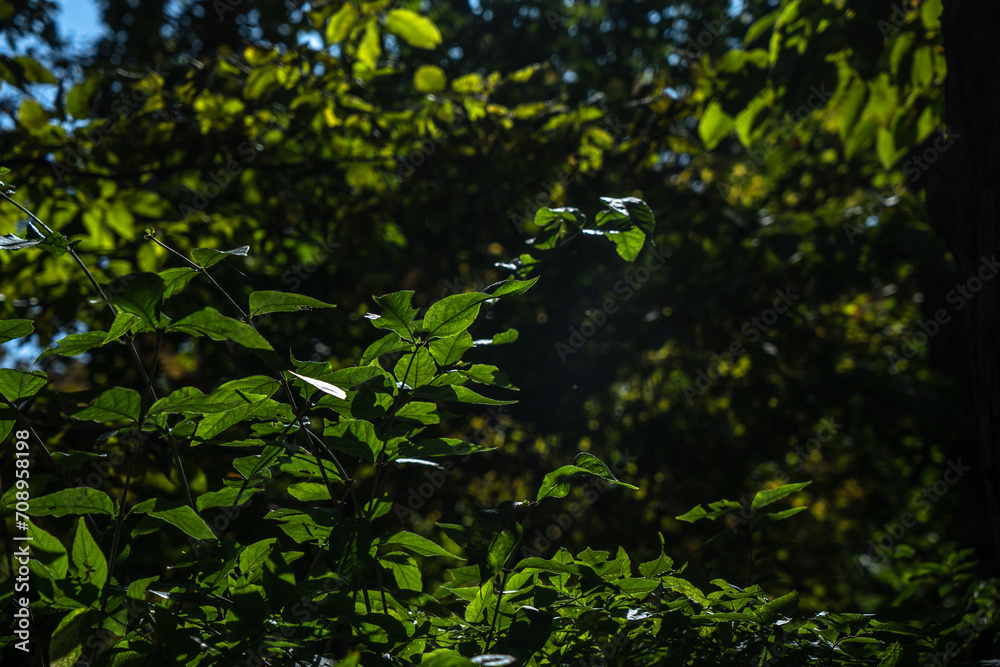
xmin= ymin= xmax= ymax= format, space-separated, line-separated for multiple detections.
xmin=385 ymin=9 xmax=442 ymax=50
xmin=414 ymin=65 xmax=447 ymax=93
xmin=357 ymin=21 xmax=381 ymax=71
xmin=699 ymin=101 xmax=733 ymax=150
xmin=18 ymin=99 xmax=47 ymax=131
xmin=327 ymin=3 xmax=358 ymax=43
xmin=452 ymin=73 xmax=484 ymax=95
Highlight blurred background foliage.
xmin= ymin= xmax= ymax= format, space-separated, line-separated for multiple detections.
xmin=0 ymin=0 xmax=982 ymax=615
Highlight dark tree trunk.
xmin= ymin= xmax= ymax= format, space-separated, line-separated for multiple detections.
xmin=924 ymin=1 xmax=1000 ymax=568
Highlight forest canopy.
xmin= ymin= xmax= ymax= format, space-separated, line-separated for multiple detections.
xmin=1 ymin=0 xmax=998 ymax=665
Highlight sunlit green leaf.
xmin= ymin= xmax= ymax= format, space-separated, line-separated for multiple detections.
xmin=0 ymin=369 xmax=47 ymax=402
xmin=378 ymin=530 xmax=460 ymax=558
xmin=699 ymin=101 xmax=734 ymax=150
xmin=424 ymin=293 xmax=490 ymax=337
xmin=130 ymin=498 xmax=217 ymax=541
xmin=109 ymin=273 xmax=165 ymax=329
xmin=326 ymin=2 xmax=357 ymax=42
xmin=192 ymin=245 xmax=249 ymax=269
xmin=31 ymin=487 xmax=115 ymax=516
xmin=71 ymin=387 xmax=141 ymax=422
xmin=415 ymin=65 xmax=447 ymax=93
xmin=249 ymin=290 xmax=336 ymax=317
xmin=385 ymin=9 xmax=442 ymax=50
xmin=750 ymin=481 xmax=810 ymax=511
xmin=71 ymin=517 xmax=107 ymax=591
xmin=0 ymin=319 xmax=32 ymax=343
xmin=37 ymin=331 xmax=109 ymax=359
xmin=368 ymin=291 xmax=418 ymax=340
xmin=169 ymin=307 xmax=274 ymax=350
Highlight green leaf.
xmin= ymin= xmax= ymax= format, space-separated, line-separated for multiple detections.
xmin=660 ymin=576 xmax=711 ymax=606
xmin=599 ymin=197 xmax=656 ymax=237
xmin=536 ymin=453 xmax=637 ymax=501
xmin=286 ymin=481 xmax=332 ymax=501
xmin=356 ymin=21 xmax=381 ymax=71
xmin=362 ymin=333 xmax=413 ymax=365
xmin=515 ymin=557 xmax=590 ymax=577
xmin=699 ymin=101 xmax=734 ymax=150
xmin=464 ymin=581 xmax=497 ymax=623
xmin=382 ymin=552 xmax=423 ymax=590
xmin=192 ymin=245 xmax=249 ymax=269
xmin=37 ymin=331 xmax=109 ymax=359
xmin=753 ymin=590 xmax=798 ymax=623
xmin=105 ymin=311 xmax=143 ymax=343
xmin=385 ymin=9 xmax=443 ymax=50
xmin=394 ymin=401 xmax=441 ymax=425
xmin=130 ymin=498 xmax=217 ymax=541
xmin=159 ymin=267 xmax=199 ymax=299
xmin=836 ymin=80 xmax=867 ymax=143
xmin=127 ymin=575 xmax=158 ymax=601
xmin=877 ymin=642 xmax=903 ymax=667
xmin=534 ymin=207 xmax=584 ymax=230
xmin=196 ymin=395 xmax=290 ymax=441
xmin=920 ymin=0 xmax=941 ymax=30
xmin=421 ymin=649 xmax=478 ymax=666
xmin=240 ymin=538 xmax=277 ymax=580
xmin=325 ymin=418 xmax=381 ymax=462
xmin=675 ymin=505 xmax=710 ymax=523
xmin=606 ymin=226 xmax=646 ymax=262
xmin=424 ymin=293 xmax=490 ymax=338
xmin=468 ymin=502 xmax=523 ymax=581
xmin=0 ymin=369 xmax=46 ymax=402
xmin=31 ymin=487 xmax=115 ymax=516
xmin=734 ymin=92 xmax=769 ymax=147
xmin=0 ymin=319 xmax=32 ymax=343
xmin=750 ymin=481 xmax=810 ymax=511
xmin=379 ymin=530 xmax=461 ymax=558
xmin=863 ymin=74 xmax=899 ymax=128
xmin=281 ymin=455 xmax=343 ymax=483
xmin=18 ymin=98 xmax=47 ymax=130
xmin=368 ymin=291 xmax=418 ymax=340
xmin=743 ymin=8 xmax=779 ymax=44
xmin=196 ymin=484 xmax=263 ymax=510
xmin=249 ymin=290 xmax=336 ymax=317
xmin=27 ymin=519 xmax=69 ymax=578
xmin=639 ymin=548 xmax=674 ymax=578
xmin=414 ymin=65 xmax=447 ymax=93
xmin=71 ymin=517 xmax=107 ymax=591
xmin=169 ymin=307 xmax=274 ymax=350
xmin=71 ymin=387 xmax=141 ymax=422
xmin=912 ymin=45 xmax=934 ymax=89
xmin=37 ymin=231 xmax=70 ymax=257
xmin=326 ymin=2 xmax=358 ymax=42
xmin=486 ymin=277 xmax=539 ymax=299
xmin=332 ymin=365 xmax=394 ymax=393
xmin=753 ymin=505 xmax=809 ymax=532
xmin=477 ymin=329 xmax=518 ymax=346
xmin=148 ymin=386 xmax=246 ymax=416
xmin=49 ymin=608 xmax=96 ymax=667
xmin=109 ymin=273 xmax=165 ymax=329
xmin=456 ymin=365 xmax=515 ymax=389
xmin=329 ymin=516 xmax=374 ymax=589
xmin=429 ymin=332 xmax=473 ymax=365
xmin=394 ymin=348 xmax=436 ymax=388
xmin=877 ymin=126 xmax=897 ymax=170
xmin=14 ymin=55 xmax=56 ymax=84
xmin=413 ymin=385 xmax=516 ymax=405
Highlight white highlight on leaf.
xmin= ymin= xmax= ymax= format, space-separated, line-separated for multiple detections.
xmin=287 ymin=371 xmax=347 ymax=399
